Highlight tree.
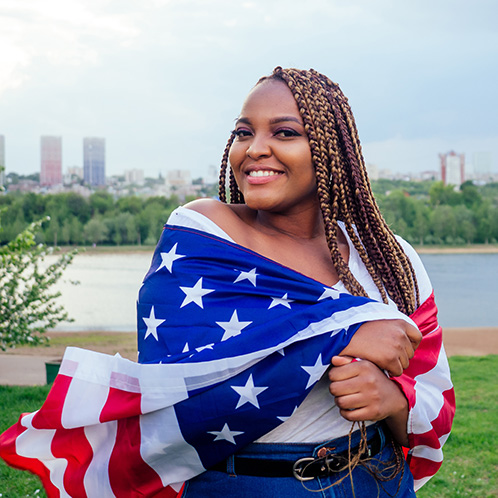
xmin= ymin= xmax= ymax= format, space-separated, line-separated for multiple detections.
xmin=429 ymin=181 xmax=461 ymax=207
xmin=430 ymin=205 xmax=457 ymax=243
xmin=0 ymin=216 xmax=77 ymax=350
xmin=84 ymin=218 xmax=109 ymax=246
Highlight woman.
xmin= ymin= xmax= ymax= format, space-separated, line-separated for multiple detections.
xmin=158 ymin=67 xmax=454 ymax=496
xmin=0 ymin=68 xmax=453 ymax=497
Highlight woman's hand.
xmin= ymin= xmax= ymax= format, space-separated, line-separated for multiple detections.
xmin=340 ymin=319 xmax=422 ymax=376
xmin=329 ymin=356 xmax=409 ymax=446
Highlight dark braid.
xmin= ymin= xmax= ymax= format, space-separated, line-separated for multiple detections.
xmin=218 ymin=67 xmax=419 ymax=315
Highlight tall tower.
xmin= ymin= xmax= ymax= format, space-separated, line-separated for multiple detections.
xmin=40 ymin=136 xmax=62 ymax=186
xmin=0 ymin=135 xmax=5 ymax=188
xmin=83 ymin=137 xmax=106 ymax=186
xmin=440 ymin=151 xmax=465 ymax=187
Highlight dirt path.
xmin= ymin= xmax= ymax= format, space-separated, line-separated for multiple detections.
xmin=442 ymin=327 xmax=498 ymax=357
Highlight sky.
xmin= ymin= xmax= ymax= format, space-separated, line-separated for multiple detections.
xmin=0 ymin=0 xmax=497 ymax=180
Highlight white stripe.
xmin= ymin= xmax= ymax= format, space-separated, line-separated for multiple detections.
xmin=411 ymin=443 xmax=443 ymax=463
xmin=438 ymin=431 xmax=450 ymax=448
xmin=16 ymin=413 xmax=70 ymax=497
xmin=140 ymin=406 xmax=205 ymax=485
xmin=62 ymin=377 xmax=110 ymax=428
xmin=83 ymin=422 xmax=118 ymax=497
xmin=411 ymin=347 xmax=453 ymax=434
xmin=414 ymin=475 xmax=432 ymax=492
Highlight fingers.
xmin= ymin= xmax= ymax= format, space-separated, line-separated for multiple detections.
xmin=331 ymin=355 xmax=354 ymax=367
xmin=329 ymin=362 xmax=401 ymax=422
xmin=405 ymin=323 xmax=422 ymax=349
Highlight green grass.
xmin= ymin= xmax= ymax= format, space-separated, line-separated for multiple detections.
xmin=0 ymin=385 xmax=51 ymax=497
xmin=417 ymin=355 xmax=498 ymax=498
xmin=1 ymin=356 xmax=497 ymax=497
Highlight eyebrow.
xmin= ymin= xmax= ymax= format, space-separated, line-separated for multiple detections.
xmin=235 ymin=116 xmax=303 ymax=126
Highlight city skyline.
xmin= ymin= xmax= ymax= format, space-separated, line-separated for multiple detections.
xmin=1 ymin=1 xmax=497 ymax=179
xmin=0 ymin=131 xmax=495 ymax=183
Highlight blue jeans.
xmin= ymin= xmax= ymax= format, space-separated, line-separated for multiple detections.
xmin=182 ymin=423 xmax=415 ymax=497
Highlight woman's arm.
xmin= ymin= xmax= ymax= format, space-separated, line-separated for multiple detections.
xmin=339 ymin=318 xmax=422 ymax=376
xmin=330 ymin=293 xmax=455 ymax=490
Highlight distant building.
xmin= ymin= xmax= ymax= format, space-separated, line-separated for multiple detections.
xmin=66 ymin=166 xmax=84 ymax=179
xmin=420 ymin=170 xmax=439 ymax=181
xmin=366 ymin=163 xmax=379 ymax=181
xmin=124 ymin=169 xmax=145 ymax=185
xmin=40 ymin=136 xmax=62 ymax=186
xmin=83 ymin=137 xmax=106 ymax=186
xmin=440 ymin=151 xmax=465 ymax=187
xmin=0 ymin=135 xmax=5 ymax=188
xmin=167 ymin=169 xmax=191 ymax=187
xmin=472 ymin=151 xmax=493 ymax=181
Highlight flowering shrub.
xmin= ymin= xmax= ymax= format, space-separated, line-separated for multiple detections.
xmin=0 ymin=216 xmax=77 ymax=350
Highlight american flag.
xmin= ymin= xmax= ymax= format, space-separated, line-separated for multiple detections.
xmin=0 ymin=225 xmax=453 ymax=496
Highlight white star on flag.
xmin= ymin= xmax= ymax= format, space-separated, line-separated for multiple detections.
xmin=156 ymin=243 xmax=185 ymax=273
xmin=195 ymin=343 xmax=215 ymax=353
xmin=143 ymin=306 xmax=165 ymax=341
xmin=180 ymin=277 xmax=215 ymax=308
xmin=234 ymin=268 xmax=259 ymax=286
xmin=231 ymin=374 xmax=268 ymax=409
xmin=208 ymin=423 xmax=244 ymax=444
xmin=216 ymin=310 xmax=253 ymax=341
xmin=182 ymin=343 xmax=189 ymax=353
xmin=277 ymin=406 xmax=298 ymax=422
xmin=301 ymin=354 xmax=327 ymax=389
xmin=318 ymin=286 xmax=341 ymax=301
xmin=269 ymin=293 xmax=294 ymax=309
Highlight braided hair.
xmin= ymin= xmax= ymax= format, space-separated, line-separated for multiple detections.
xmin=219 ymin=67 xmax=419 ymax=315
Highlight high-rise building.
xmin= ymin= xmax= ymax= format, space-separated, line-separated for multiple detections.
xmin=472 ymin=151 xmax=493 ymax=181
xmin=40 ymin=136 xmax=62 ymax=186
xmin=83 ymin=137 xmax=106 ymax=186
xmin=440 ymin=151 xmax=465 ymax=187
xmin=124 ymin=169 xmax=145 ymax=185
xmin=0 ymin=135 xmax=5 ymax=188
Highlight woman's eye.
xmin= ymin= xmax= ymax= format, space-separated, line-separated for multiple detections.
xmin=234 ymin=129 xmax=252 ymax=138
xmin=275 ymin=128 xmax=300 ymax=138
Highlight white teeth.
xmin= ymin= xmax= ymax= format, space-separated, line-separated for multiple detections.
xmin=248 ymin=170 xmax=280 ymax=177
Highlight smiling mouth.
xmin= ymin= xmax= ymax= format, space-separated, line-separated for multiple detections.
xmin=248 ymin=170 xmax=282 ymax=177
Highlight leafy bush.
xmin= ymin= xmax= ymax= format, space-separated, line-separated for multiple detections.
xmin=0 ymin=216 xmax=77 ymax=350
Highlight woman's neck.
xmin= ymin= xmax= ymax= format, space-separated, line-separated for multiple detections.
xmin=251 ymin=204 xmax=325 ymax=241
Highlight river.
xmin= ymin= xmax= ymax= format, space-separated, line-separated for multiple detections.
xmin=49 ymin=252 xmax=498 ymax=331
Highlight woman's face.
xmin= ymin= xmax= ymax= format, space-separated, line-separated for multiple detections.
xmin=229 ymin=79 xmax=317 ymax=215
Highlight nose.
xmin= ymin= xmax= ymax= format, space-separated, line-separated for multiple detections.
xmin=246 ymin=133 xmax=271 ymax=159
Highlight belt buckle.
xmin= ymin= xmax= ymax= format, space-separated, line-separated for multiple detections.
xmin=292 ymin=457 xmax=315 ymax=482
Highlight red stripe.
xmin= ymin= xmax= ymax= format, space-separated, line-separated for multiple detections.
xmin=410 ymin=455 xmax=442 ymax=482
xmin=51 ymin=427 xmax=93 ymax=498
xmin=410 ymin=291 xmax=439 ymax=335
xmin=410 ymin=388 xmax=456 ymax=449
xmin=32 ymin=374 xmax=73 ymax=430
xmin=0 ymin=417 xmax=61 ymax=498
xmin=152 ymin=484 xmax=185 ymax=497
xmin=430 ymin=388 xmax=456 ymax=438
xmin=104 ymin=386 xmax=165 ymax=497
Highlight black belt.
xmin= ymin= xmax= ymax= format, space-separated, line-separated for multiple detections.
xmin=211 ymin=431 xmax=382 ymax=481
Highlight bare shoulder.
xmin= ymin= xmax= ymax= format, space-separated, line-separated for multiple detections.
xmin=183 ymin=198 xmax=232 ymax=219
xmin=183 ymin=198 xmax=252 ymax=236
